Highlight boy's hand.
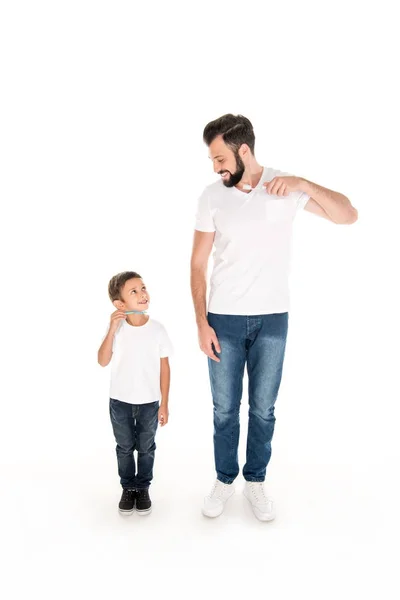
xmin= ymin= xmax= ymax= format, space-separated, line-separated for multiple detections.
xmin=158 ymin=404 xmax=169 ymax=427
xmin=109 ymin=309 xmax=126 ymax=334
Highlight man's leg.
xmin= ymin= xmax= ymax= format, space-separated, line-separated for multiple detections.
xmin=243 ymin=313 xmax=289 ymax=482
xmin=109 ymin=398 xmax=137 ymax=489
xmin=207 ymin=313 xmax=247 ymax=484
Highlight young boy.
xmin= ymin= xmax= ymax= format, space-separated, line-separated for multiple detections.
xmin=98 ymin=271 xmax=173 ymax=515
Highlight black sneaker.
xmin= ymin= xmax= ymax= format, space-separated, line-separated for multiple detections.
xmin=135 ymin=488 xmax=152 ymax=514
xmin=118 ymin=488 xmax=136 ymax=513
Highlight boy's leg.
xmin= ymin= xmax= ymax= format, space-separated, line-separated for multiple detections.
xmin=207 ymin=313 xmax=247 ymax=484
xmin=244 ymin=313 xmax=289 ymax=482
xmin=135 ymin=400 xmax=159 ymax=489
xmin=109 ymin=398 xmax=137 ymax=489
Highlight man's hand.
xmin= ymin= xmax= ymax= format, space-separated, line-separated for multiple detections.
xmin=198 ymin=322 xmax=221 ymax=362
xmin=158 ymin=404 xmax=169 ymax=426
xmin=263 ymin=176 xmax=304 ymax=197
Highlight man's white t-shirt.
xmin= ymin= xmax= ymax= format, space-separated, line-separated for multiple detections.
xmin=106 ymin=318 xmax=173 ymax=405
xmin=195 ymin=166 xmax=310 ymax=316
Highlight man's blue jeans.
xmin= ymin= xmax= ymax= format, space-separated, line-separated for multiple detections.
xmin=109 ymin=399 xmax=159 ymax=489
xmin=207 ymin=312 xmax=289 ymax=484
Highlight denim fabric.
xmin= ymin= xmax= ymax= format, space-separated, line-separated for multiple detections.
xmin=109 ymin=399 xmax=159 ymax=489
xmin=207 ymin=312 xmax=288 ymax=484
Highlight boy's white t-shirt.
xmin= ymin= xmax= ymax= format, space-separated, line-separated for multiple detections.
xmin=106 ymin=318 xmax=173 ymax=405
xmin=194 ymin=166 xmax=310 ymax=316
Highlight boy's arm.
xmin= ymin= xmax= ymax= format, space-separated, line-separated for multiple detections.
xmin=160 ymin=357 xmax=170 ymax=405
xmin=98 ymin=310 xmax=126 ymax=366
xmin=159 ymin=357 xmax=170 ymax=426
xmin=98 ymin=329 xmax=115 ymax=367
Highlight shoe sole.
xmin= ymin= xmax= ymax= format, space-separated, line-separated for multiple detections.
xmin=202 ymin=490 xmax=235 ymax=518
xmin=243 ymin=490 xmax=275 ymax=522
xmin=118 ymin=507 xmax=135 ymax=514
xmin=136 ymin=507 xmax=152 ymax=515
xmin=202 ymin=506 xmax=223 ymax=518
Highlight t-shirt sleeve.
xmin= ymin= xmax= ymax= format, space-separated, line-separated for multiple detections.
xmin=195 ymin=189 xmax=216 ymax=232
xmin=159 ymin=326 xmax=174 ymax=358
xmin=295 ymin=191 xmax=310 ymax=211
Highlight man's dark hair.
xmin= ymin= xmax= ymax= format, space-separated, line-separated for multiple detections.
xmin=203 ymin=114 xmax=255 ymax=154
xmin=108 ymin=271 xmax=142 ymax=302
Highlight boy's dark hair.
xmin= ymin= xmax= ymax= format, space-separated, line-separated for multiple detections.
xmin=203 ymin=114 xmax=255 ymax=154
xmin=108 ymin=271 xmax=142 ymax=302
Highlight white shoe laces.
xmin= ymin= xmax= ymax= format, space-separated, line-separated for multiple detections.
xmin=248 ymin=482 xmax=272 ymax=507
xmin=208 ymin=480 xmax=230 ymax=501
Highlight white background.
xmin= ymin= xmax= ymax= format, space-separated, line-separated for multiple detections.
xmin=1 ymin=0 xmax=399 ymax=597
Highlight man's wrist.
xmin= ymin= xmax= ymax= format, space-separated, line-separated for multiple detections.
xmin=297 ymin=177 xmax=313 ymax=195
xmin=196 ymin=316 xmax=208 ymax=328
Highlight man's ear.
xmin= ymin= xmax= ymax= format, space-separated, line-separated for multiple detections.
xmin=238 ymin=143 xmax=249 ymax=160
xmin=113 ymin=300 xmax=124 ymax=311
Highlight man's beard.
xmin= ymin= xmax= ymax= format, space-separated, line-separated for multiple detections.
xmin=219 ymin=152 xmax=245 ymax=188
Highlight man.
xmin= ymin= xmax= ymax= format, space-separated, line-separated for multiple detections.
xmin=190 ymin=114 xmax=357 ymax=522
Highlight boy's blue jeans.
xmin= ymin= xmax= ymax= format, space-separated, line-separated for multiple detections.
xmin=109 ymin=398 xmax=159 ymax=489
xmin=207 ymin=312 xmax=289 ymax=484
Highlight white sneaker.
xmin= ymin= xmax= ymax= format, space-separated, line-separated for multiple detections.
xmin=202 ymin=480 xmax=235 ymax=518
xmin=243 ymin=482 xmax=276 ymax=522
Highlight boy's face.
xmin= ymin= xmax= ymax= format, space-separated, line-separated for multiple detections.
xmin=113 ymin=278 xmax=150 ymax=312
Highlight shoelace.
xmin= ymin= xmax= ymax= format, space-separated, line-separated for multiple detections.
xmin=248 ymin=483 xmax=272 ymax=506
xmin=208 ymin=481 xmax=228 ymax=500
xmin=122 ymin=489 xmax=135 ymax=499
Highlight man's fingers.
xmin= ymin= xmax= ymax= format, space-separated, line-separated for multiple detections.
xmin=199 ymin=328 xmax=221 ymax=362
xmin=201 ymin=344 xmax=220 ymax=362
xmin=212 ymin=336 xmax=221 ymax=353
xmin=263 ymin=181 xmax=272 ymax=194
xmin=277 ymin=183 xmax=287 ymax=196
xmin=207 ymin=343 xmax=221 ymax=362
xmin=270 ymin=180 xmax=280 ymax=195
xmin=264 ymin=180 xmax=277 ymax=194
xmin=265 ymin=178 xmax=286 ymax=195
xmin=264 ymin=179 xmax=290 ymax=196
